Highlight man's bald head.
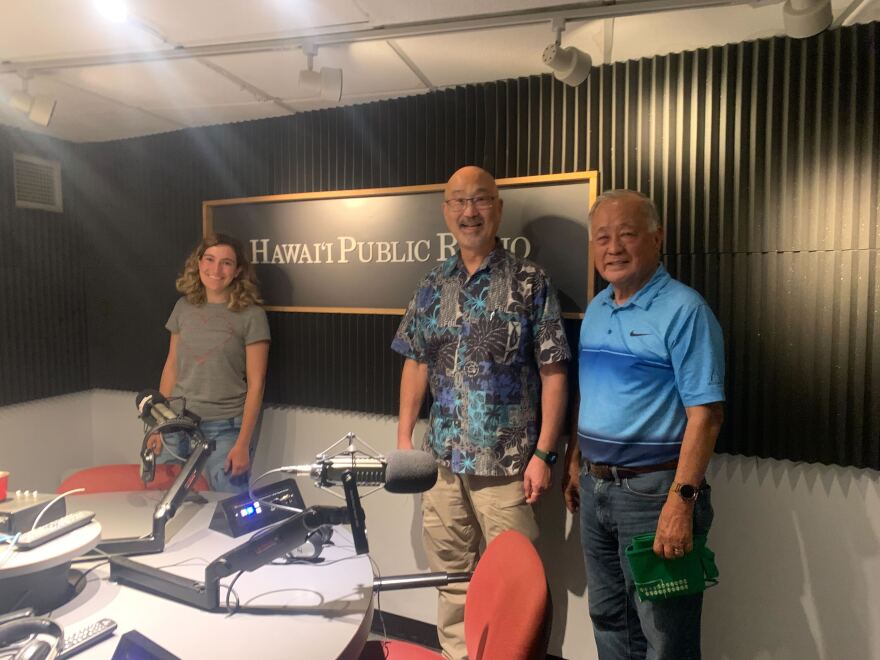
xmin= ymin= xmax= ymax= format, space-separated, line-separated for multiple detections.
xmin=444 ymin=166 xmax=499 ymax=198
xmin=442 ymin=166 xmax=503 ymax=265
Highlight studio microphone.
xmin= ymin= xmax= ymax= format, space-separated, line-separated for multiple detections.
xmin=283 ymin=450 xmax=438 ymax=494
xmin=135 ymin=389 xmax=200 ymax=432
xmin=136 ymin=389 xmax=179 ymax=428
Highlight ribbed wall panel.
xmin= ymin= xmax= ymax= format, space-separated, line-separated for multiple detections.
xmin=3 ymin=23 xmax=876 ymax=468
xmin=0 ymin=128 xmax=90 ymax=405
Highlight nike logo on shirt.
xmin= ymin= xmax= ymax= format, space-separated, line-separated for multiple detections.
xmin=629 ymin=331 xmax=650 ymax=336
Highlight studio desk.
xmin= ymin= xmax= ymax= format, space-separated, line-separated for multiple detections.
xmin=50 ymin=491 xmax=374 ymax=659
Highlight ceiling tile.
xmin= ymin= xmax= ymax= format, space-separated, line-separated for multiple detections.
xmin=1 ymin=0 xmax=861 ymax=142
xmin=51 ymin=59 xmax=258 ymax=110
xmin=208 ymin=41 xmax=425 ymax=100
xmin=0 ymin=0 xmax=168 ymax=60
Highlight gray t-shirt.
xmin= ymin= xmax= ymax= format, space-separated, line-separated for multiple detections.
xmin=166 ymin=298 xmax=271 ymax=421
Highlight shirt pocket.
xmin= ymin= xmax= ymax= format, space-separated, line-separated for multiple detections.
xmin=493 ymin=318 xmax=522 ymax=365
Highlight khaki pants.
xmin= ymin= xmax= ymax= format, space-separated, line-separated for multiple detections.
xmin=421 ymin=465 xmax=539 ymax=660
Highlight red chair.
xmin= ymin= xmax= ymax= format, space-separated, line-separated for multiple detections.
xmin=57 ymin=464 xmax=210 ymax=494
xmin=360 ymin=529 xmax=550 ymax=660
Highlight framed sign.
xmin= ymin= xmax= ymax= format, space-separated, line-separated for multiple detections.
xmin=204 ymin=172 xmax=598 ymax=317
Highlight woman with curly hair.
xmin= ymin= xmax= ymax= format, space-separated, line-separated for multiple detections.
xmin=146 ymin=233 xmax=270 ymax=492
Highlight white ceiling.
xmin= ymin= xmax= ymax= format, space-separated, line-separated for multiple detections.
xmin=0 ymin=0 xmax=875 ymax=143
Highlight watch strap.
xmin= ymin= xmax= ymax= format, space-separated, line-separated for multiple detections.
xmin=533 ymin=448 xmax=558 ymax=465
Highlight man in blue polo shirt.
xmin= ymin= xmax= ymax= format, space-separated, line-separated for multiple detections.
xmin=563 ymin=189 xmax=725 ymax=660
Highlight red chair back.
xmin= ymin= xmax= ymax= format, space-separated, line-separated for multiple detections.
xmin=464 ymin=529 xmax=549 ymax=660
xmin=57 ymin=464 xmax=209 ymax=494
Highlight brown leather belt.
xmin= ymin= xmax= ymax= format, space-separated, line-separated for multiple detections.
xmin=587 ymin=459 xmax=679 ymax=480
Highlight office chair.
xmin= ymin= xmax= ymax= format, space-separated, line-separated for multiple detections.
xmin=360 ymin=529 xmax=550 ymax=660
xmin=57 ymin=464 xmax=209 ymax=494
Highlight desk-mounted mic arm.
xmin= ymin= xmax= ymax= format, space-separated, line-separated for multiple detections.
xmin=96 ymin=422 xmax=214 ymax=556
xmin=110 ymin=504 xmax=351 ymax=611
xmin=373 ymin=571 xmax=472 ymax=592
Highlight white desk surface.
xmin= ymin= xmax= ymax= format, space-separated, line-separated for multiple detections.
xmin=1 ymin=522 xmax=101 ymax=578
xmin=50 ymin=491 xmax=374 ymax=660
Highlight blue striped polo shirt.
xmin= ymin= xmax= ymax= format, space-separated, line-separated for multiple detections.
xmin=577 ymin=264 xmax=725 ymax=466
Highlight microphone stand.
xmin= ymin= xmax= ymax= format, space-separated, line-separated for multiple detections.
xmin=96 ymin=422 xmax=214 ymax=556
xmin=109 ymin=465 xmax=371 ymax=610
xmin=373 ymin=572 xmax=472 ymax=591
xmin=109 ymin=504 xmax=352 ymax=611
xmin=341 ymin=470 xmax=369 ymax=555
xmin=109 ymin=441 xmax=460 ymax=608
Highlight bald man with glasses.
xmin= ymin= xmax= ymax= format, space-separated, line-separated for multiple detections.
xmin=392 ymin=166 xmax=570 ymax=659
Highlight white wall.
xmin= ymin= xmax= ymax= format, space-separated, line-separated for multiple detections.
xmin=3 ymin=390 xmax=880 ymax=659
xmin=0 ymin=392 xmax=95 ymax=491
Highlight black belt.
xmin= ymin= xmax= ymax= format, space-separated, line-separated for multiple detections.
xmin=587 ymin=459 xmax=679 ymax=480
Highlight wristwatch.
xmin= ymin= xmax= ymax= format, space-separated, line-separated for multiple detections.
xmin=533 ymin=448 xmax=558 ymax=466
xmin=669 ymin=481 xmax=701 ymax=501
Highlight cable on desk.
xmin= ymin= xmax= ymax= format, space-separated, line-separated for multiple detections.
xmin=0 ymin=532 xmax=21 ymax=567
xmin=156 ymin=556 xmax=209 ymax=570
xmin=368 ymin=554 xmax=391 ymax=657
xmin=224 ymin=571 xmax=245 ymax=616
xmin=71 ymin=558 xmax=110 ymax=593
xmin=143 ymin=424 xmax=187 ymax=463
xmin=246 ymin=467 xmax=304 ymax=516
xmin=30 ymin=488 xmax=85 ymax=530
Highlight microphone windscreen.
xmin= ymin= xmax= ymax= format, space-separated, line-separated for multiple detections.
xmin=383 ymin=450 xmax=438 ymax=494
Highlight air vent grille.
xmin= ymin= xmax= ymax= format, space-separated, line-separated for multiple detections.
xmin=14 ymin=153 xmax=63 ymax=212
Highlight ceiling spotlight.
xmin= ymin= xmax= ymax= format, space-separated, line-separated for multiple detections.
xmin=542 ymin=18 xmax=592 ymax=87
xmin=298 ymin=43 xmax=343 ymax=103
xmin=94 ymin=0 xmax=129 ymax=23
xmin=5 ymin=77 xmax=56 ymax=127
xmin=782 ymin=0 xmax=832 ymax=38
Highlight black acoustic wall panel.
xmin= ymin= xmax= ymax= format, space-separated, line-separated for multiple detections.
xmin=0 ymin=127 xmax=90 ymax=405
xmin=11 ymin=22 xmax=878 ymax=469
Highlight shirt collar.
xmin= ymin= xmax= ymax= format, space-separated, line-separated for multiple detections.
xmin=599 ymin=263 xmax=670 ymax=310
xmin=442 ymin=241 xmax=507 ymax=278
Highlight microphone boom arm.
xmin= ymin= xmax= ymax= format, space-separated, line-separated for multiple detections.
xmin=96 ymin=422 xmax=214 ymax=556
xmin=110 ymin=503 xmax=351 ymax=611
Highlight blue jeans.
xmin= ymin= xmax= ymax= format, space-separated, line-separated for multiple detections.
xmin=157 ymin=416 xmax=250 ymax=493
xmin=579 ymin=467 xmax=714 ymax=660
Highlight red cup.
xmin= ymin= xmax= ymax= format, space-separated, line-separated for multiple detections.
xmin=0 ymin=471 xmax=8 ymax=501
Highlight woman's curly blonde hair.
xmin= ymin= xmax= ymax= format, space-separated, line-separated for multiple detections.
xmin=176 ymin=234 xmax=263 ymax=311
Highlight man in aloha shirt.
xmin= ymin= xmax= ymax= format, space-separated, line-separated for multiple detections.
xmin=392 ymin=165 xmax=570 ymax=659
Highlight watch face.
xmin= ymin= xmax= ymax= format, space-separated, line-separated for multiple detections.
xmin=679 ymin=484 xmax=697 ymax=499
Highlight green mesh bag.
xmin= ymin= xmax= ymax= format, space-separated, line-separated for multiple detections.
xmin=625 ymin=533 xmax=719 ymax=601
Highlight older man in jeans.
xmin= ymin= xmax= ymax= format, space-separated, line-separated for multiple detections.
xmin=564 ymin=189 xmax=725 ymax=660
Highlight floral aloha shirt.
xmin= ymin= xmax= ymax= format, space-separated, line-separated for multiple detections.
xmin=391 ymin=245 xmax=570 ymax=476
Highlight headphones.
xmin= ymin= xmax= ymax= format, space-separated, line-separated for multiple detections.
xmin=288 ymin=524 xmax=334 ymax=562
xmin=0 ymin=614 xmax=63 ymax=660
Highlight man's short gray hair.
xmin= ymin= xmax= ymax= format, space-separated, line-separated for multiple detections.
xmin=588 ymin=189 xmax=661 ymax=238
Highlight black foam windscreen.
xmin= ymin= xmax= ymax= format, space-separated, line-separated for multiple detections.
xmin=383 ymin=450 xmax=438 ymax=494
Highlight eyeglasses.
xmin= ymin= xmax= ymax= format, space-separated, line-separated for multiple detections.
xmin=444 ymin=195 xmax=496 ymax=212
